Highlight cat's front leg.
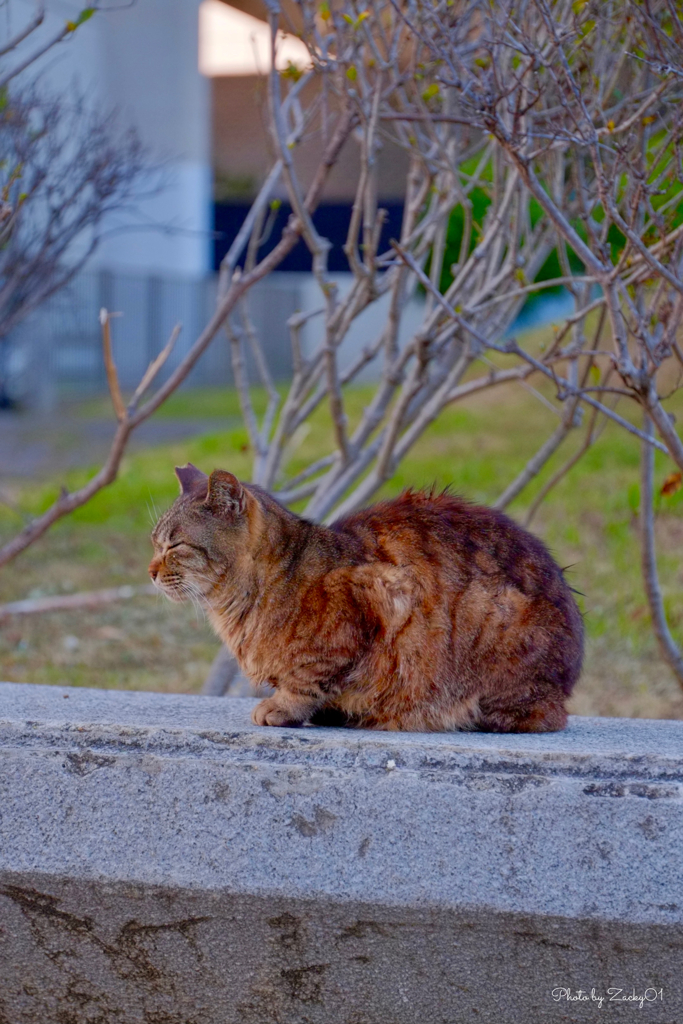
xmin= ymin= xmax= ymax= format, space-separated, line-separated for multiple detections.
xmin=251 ymin=688 xmax=323 ymax=728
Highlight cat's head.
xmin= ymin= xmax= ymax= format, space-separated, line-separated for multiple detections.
xmin=149 ymin=464 xmax=252 ymax=604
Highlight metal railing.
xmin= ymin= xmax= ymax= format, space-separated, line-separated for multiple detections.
xmin=4 ymin=269 xmax=302 ymax=408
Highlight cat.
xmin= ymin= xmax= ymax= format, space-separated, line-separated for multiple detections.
xmin=149 ymin=463 xmax=584 ymax=733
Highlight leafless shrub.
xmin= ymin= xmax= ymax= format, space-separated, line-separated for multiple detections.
xmin=0 ymin=89 xmax=145 ymax=333
xmin=4 ymin=0 xmax=683 ymax=691
xmin=0 ymin=3 xmax=147 ymax=403
xmin=213 ymin=0 xmax=683 ymax=689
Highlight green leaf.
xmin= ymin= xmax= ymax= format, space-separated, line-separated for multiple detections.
xmin=281 ymin=61 xmax=302 ymax=82
xmin=66 ymin=7 xmax=96 ymax=32
xmin=422 ymin=82 xmax=440 ymax=101
xmin=346 ymin=65 xmax=357 ymax=81
xmin=76 ymin=7 xmax=96 ymax=26
xmin=627 ymin=483 xmax=640 ymax=515
xmin=343 ymin=11 xmax=369 ymax=29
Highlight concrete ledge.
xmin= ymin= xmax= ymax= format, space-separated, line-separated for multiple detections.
xmin=1 ymin=682 xmax=682 ymax=1023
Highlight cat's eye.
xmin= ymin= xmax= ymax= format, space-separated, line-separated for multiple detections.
xmin=167 ymin=542 xmax=191 ymax=555
xmin=167 ymin=542 xmax=203 ymax=556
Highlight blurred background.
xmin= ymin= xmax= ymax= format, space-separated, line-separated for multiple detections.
xmin=1 ymin=0 xmax=682 ymax=721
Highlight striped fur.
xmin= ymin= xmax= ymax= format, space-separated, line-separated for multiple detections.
xmin=150 ymin=466 xmax=583 ymax=732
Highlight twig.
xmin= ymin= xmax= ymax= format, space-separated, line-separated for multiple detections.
xmin=0 ymin=584 xmax=156 ymax=621
xmin=506 ymin=343 xmax=669 ymax=453
xmin=0 ymin=6 xmax=101 ymax=90
xmin=524 ymin=404 xmax=607 ymax=526
xmin=640 ymin=413 xmax=683 ymax=688
xmin=128 ymin=324 xmax=181 ymax=413
xmin=493 ymin=415 xmax=577 ymax=511
xmin=219 ymin=160 xmax=283 ymax=283
xmin=99 ymin=308 xmax=126 ymax=422
xmin=0 ymin=2 xmax=45 ymax=58
xmin=391 ymin=241 xmax=495 ymax=352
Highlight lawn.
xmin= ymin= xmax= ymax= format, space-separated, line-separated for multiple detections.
xmin=2 ymin=333 xmax=683 ymax=720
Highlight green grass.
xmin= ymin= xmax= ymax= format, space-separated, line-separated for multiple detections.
xmin=76 ymin=385 xmax=269 ymax=420
xmin=2 ymin=347 xmax=683 ymax=718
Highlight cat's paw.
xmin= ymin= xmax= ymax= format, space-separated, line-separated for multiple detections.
xmin=251 ymin=696 xmax=306 ymax=727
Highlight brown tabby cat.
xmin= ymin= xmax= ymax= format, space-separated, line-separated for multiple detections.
xmin=149 ymin=464 xmax=583 ymax=732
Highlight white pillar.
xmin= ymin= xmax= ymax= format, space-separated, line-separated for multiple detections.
xmin=94 ymin=0 xmax=212 ymax=277
xmin=5 ymin=0 xmax=212 ymax=278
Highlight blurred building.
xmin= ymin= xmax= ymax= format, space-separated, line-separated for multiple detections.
xmin=3 ymin=0 xmax=410 ymax=405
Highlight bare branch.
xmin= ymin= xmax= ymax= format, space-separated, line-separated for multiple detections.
xmin=0 ymin=99 xmax=356 ymax=568
xmin=524 ymin=402 xmax=607 ymax=526
xmin=128 ymin=324 xmax=181 ymax=413
xmin=506 ymin=342 xmax=669 ymax=454
xmin=640 ymin=413 xmax=683 ymax=689
xmin=0 ymin=5 xmax=105 ymax=90
xmin=0 ymin=2 xmax=45 ymax=59
xmin=0 ymin=584 xmax=155 ymax=621
xmin=100 ymin=308 xmax=126 ymax=423
xmin=494 ymin=413 xmax=577 ymax=511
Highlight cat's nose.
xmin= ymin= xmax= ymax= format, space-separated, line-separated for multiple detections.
xmin=148 ymin=558 xmax=161 ymax=581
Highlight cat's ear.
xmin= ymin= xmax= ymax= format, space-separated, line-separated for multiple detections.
xmin=205 ymin=469 xmax=246 ymax=515
xmin=175 ymin=463 xmax=208 ymax=497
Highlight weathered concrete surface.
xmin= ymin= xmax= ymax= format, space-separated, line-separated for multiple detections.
xmin=0 ymin=682 xmax=681 ymax=1023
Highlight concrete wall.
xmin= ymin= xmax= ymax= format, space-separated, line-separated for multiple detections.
xmin=1 ymin=682 xmax=681 ymax=1022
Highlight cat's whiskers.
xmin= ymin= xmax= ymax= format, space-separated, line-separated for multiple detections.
xmin=177 ymin=573 xmax=209 ymax=598
xmin=146 ymin=491 xmax=160 ymax=527
xmin=177 ymin=579 xmax=209 ymax=622
xmin=184 ymin=570 xmax=219 ymax=601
